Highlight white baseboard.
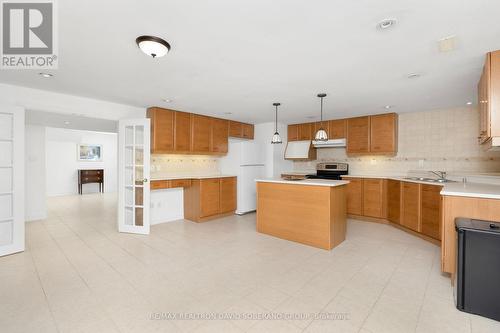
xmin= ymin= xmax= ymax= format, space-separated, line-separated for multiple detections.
xmin=25 ymin=212 xmax=47 ymax=222
xmin=151 ymin=215 xmax=184 ymax=225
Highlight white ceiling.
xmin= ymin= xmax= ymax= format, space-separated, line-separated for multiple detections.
xmin=2 ymin=0 xmax=500 ymax=124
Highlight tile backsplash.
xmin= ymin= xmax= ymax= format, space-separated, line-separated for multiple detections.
xmin=151 ymin=154 xmax=220 ymax=178
xmin=294 ymin=107 xmax=500 ymax=175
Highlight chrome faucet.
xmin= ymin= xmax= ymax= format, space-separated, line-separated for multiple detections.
xmin=430 ymin=171 xmax=447 ymax=181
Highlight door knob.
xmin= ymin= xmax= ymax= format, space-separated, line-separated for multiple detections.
xmin=143 ymin=178 xmax=148 ymax=183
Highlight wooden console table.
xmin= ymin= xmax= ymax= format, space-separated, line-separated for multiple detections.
xmin=78 ymin=169 xmax=104 ymax=194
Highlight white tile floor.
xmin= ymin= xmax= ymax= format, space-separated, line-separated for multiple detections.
xmin=1 ymin=193 xmax=499 ymax=333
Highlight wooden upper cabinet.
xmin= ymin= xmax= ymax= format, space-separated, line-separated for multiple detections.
xmin=370 ymin=113 xmax=398 ymax=154
xmin=328 ymin=119 xmax=346 ymax=139
xmin=191 ymin=115 xmax=212 ymax=152
xmin=147 ymin=107 xmax=174 ymax=153
xmin=242 ymin=123 xmax=254 ymax=139
xmin=228 ymin=121 xmax=254 ymax=139
xmin=345 ymin=178 xmax=363 ymax=215
xmin=288 ymin=124 xmax=299 ymax=141
xmin=478 ymin=50 xmax=500 ymax=144
xmin=219 ymin=177 xmax=237 ymax=213
xmin=387 ymin=180 xmax=401 ymax=224
xmin=229 ymin=121 xmax=242 ymax=137
xmin=298 ymin=123 xmax=313 ymax=140
xmin=211 ymin=118 xmax=229 ymax=154
xmin=199 ymin=178 xmax=220 ymax=218
xmin=420 ymin=184 xmax=442 ymax=240
xmin=346 ymin=116 xmax=370 ymax=154
xmin=401 ymin=182 xmax=421 ymax=232
xmin=489 ymin=51 xmax=500 ymax=138
xmin=362 ymin=179 xmax=386 ymax=218
xmin=174 ymin=111 xmax=191 ymax=152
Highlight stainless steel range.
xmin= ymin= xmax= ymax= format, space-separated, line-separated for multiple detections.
xmin=307 ymin=162 xmax=349 ymax=180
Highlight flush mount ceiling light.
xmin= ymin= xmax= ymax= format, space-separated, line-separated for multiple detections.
xmin=314 ymin=93 xmax=328 ymax=141
xmin=136 ymin=35 xmax=171 ymax=58
xmin=271 ymin=102 xmax=282 ymax=144
xmin=438 ymin=35 xmax=456 ymax=52
xmin=39 ymin=72 xmax=53 ymax=78
xmin=377 ymin=18 xmax=397 ymax=30
xmin=161 ymin=98 xmax=172 ymax=103
xmin=466 ymin=102 xmax=472 ymax=105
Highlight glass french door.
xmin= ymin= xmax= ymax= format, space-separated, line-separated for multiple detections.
xmin=0 ymin=106 xmax=24 ymax=257
xmin=118 ymin=118 xmax=150 ymax=234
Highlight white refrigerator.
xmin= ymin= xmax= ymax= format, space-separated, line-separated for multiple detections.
xmin=220 ymin=140 xmax=266 ymax=215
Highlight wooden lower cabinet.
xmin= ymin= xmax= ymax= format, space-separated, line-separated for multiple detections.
xmin=362 ymin=179 xmax=386 ymax=218
xmin=345 ymin=177 xmax=443 ymax=245
xmin=420 ymin=184 xmax=442 ymax=240
xmin=184 ymin=177 xmax=237 ymax=222
xmin=387 ymin=180 xmax=401 ymax=223
xmin=441 ymin=195 xmax=500 ymax=274
xmin=200 ymin=178 xmax=220 ymax=217
xmin=401 ymin=182 xmax=421 ymax=232
xmin=345 ymin=178 xmax=363 ymax=215
xmin=220 ymin=177 xmax=237 ymax=213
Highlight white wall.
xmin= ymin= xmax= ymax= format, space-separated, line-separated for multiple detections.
xmin=45 ymin=127 xmax=118 ymax=196
xmin=253 ymin=122 xmax=293 ymax=177
xmin=25 ymin=125 xmax=47 ymax=221
xmin=0 ymin=83 xmax=145 ymax=120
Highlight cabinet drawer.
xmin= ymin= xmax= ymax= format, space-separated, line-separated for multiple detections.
xmin=81 ymin=170 xmax=102 ymax=176
xmin=170 ymin=179 xmax=191 ymax=188
xmin=150 ymin=180 xmax=170 ymax=190
xmin=82 ymin=176 xmax=102 ymax=183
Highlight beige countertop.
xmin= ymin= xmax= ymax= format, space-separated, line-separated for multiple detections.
xmin=340 ymin=174 xmax=500 ymax=200
xmin=151 ymin=174 xmax=236 ymax=181
xmin=256 ymin=178 xmax=349 ymax=187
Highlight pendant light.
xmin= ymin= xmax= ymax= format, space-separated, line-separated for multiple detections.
xmin=271 ymin=103 xmax=282 ymax=144
xmin=314 ymin=93 xmax=328 ymax=141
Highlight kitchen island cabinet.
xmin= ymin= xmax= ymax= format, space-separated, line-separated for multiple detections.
xmin=256 ymin=178 xmax=348 ymax=250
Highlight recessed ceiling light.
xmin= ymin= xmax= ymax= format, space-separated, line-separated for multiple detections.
xmin=223 ymin=112 xmax=232 ymax=115
xmin=39 ymin=72 xmax=53 ymax=78
xmin=136 ymin=35 xmax=171 ymax=58
xmin=377 ymin=19 xmax=397 ymax=30
xmin=407 ymin=73 xmax=421 ymax=79
xmin=161 ymin=98 xmax=172 ymax=103
xmin=466 ymin=102 xmax=472 ymax=105
xmin=384 ymin=105 xmax=394 ymax=109
xmin=64 ymin=121 xmax=70 ymax=125
xmin=306 ymin=115 xmax=317 ymax=119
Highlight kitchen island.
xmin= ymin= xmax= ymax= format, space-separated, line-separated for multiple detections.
xmin=256 ymin=178 xmax=349 ymax=250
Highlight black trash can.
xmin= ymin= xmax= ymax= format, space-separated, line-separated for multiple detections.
xmin=455 ymin=218 xmax=500 ymax=322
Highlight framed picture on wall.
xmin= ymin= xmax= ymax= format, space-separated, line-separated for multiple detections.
xmin=77 ymin=144 xmax=102 ymax=161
